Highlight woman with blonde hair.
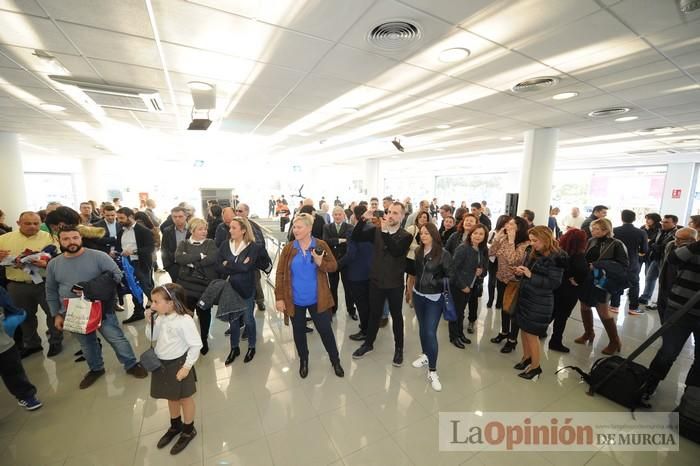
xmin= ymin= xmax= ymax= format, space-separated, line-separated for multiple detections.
xmin=574 ymin=218 xmax=629 ymax=354
xmin=218 ymin=216 xmax=261 ymax=364
xmin=275 ymin=213 xmax=344 ymax=378
xmin=512 ymin=226 xmax=565 ymax=380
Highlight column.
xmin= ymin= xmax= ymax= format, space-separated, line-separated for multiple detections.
xmin=660 ymin=162 xmax=696 ymax=225
xmin=0 ymin=132 xmax=28 ymax=224
xmin=365 ymin=159 xmax=380 ymax=197
xmin=519 ymin=128 xmax=559 ymax=226
xmin=81 ymin=158 xmax=105 ymax=203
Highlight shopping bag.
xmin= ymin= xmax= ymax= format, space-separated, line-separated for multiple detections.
xmin=62 ymin=297 xmax=102 ymax=334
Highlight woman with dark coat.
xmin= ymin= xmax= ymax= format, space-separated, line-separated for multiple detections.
xmin=548 ymin=228 xmax=588 ymax=353
xmin=445 ymin=213 xmax=478 ymax=255
xmin=175 ymin=218 xmax=218 ymax=355
xmin=218 ymin=216 xmax=261 ymax=365
xmin=512 ymin=226 xmax=565 ymax=380
xmin=448 ymin=224 xmax=489 ymax=347
xmin=574 ymin=218 xmax=629 ymax=355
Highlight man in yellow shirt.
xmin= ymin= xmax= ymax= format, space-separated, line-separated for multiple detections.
xmin=0 ymin=212 xmax=62 ymax=358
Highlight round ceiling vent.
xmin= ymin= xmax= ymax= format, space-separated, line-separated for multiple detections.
xmin=635 ymin=126 xmax=678 ymax=135
xmin=367 ymin=20 xmax=422 ymax=51
xmin=511 ymin=76 xmax=560 ymax=93
xmin=587 ymin=107 xmax=631 ymax=118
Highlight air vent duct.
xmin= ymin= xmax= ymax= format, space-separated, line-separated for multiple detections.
xmin=511 ymin=76 xmax=559 ymax=93
xmin=367 ymin=20 xmax=422 ymax=51
xmin=587 ymin=107 xmax=630 ymax=118
xmin=49 ymin=75 xmax=164 ymax=112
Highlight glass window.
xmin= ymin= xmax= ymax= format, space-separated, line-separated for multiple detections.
xmin=24 ymin=172 xmax=76 ymax=211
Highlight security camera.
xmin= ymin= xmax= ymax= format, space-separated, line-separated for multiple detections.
xmin=392 ymin=138 xmax=404 ymax=152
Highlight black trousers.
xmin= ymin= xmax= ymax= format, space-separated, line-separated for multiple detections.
xmin=449 ymin=289 xmax=468 ymax=339
xmin=349 ymin=280 xmax=370 ymax=333
xmin=254 ymin=269 xmax=265 ymax=307
xmin=366 ymin=285 xmax=404 ymax=348
xmin=497 ymin=280 xmax=518 ymax=340
xmin=550 ymin=283 xmax=579 ymax=345
xmin=185 ymin=294 xmax=210 ymax=345
xmin=487 ymin=259 xmax=498 ymax=306
xmin=291 ymin=304 xmax=339 ymax=363
xmin=7 ymin=281 xmax=61 ymax=349
xmin=0 ymin=345 xmax=36 ymax=401
xmin=328 ymin=270 xmax=355 ymax=314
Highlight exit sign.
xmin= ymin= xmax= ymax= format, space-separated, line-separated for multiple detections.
xmin=672 ymin=189 xmax=682 ymax=199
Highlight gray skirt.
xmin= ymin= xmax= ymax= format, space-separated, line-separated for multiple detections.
xmin=150 ymin=353 xmax=197 ymax=400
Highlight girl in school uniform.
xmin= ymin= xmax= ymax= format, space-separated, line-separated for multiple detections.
xmin=145 ymin=283 xmax=203 ymax=455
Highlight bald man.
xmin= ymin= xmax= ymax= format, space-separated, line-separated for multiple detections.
xmin=0 ymin=212 xmax=62 ymax=358
xmin=656 ymin=227 xmax=698 ymax=321
xmin=214 ymin=207 xmax=236 ymax=248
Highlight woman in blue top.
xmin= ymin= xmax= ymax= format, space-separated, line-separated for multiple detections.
xmin=218 ymin=217 xmax=260 ymax=365
xmin=275 ymin=214 xmax=343 ymax=379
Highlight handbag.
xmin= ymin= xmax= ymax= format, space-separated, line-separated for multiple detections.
xmin=62 ymin=297 xmax=102 ymax=334
xmin=502 ymin=281 xmax=521 ymax=315
xmin=140 ymin=314 xmax=163 ymax=372
xmin=441 ymin=278 xmax=457 ymax=321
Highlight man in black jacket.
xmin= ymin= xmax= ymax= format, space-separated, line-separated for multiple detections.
xmin=611 ymin=210 xmax=648 ymax=315
xmin=161 ymin=207 xmax=190 ymax=284
xmin=323 ymin=206 xmax=356 ymax=320
xmin=581 ymin=205 xmax=608 ymax=237
xmin=471 ymin=202 xmax=492 ymax=231
xmin=237 ymin=203 xmax=269 ymax=311
xmin=116 ymin=207 xmax=155 ymax=323
xmin=351 ymin=202 xmax=412 ymax=366
xmin=92 ymin=204 xmax=121 ymax=254
xmin=640 ymin=214 xmax=678 ymax=306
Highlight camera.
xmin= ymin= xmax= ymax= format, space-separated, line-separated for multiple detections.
xmin=314 ymin=246 xmax=325 ymax=256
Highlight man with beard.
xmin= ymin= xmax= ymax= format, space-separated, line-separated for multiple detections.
xmin=116 ymin=207 xmax=155 ymax=323
xmin=46 ymin=226 xmax=147 ymax=389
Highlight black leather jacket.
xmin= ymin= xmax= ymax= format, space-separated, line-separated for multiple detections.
xmin=414 ymin=248 xmax=452 ymax=294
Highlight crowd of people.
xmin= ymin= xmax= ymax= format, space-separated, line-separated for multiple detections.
xmin=1 ymin=195 xmax=699 ymax=455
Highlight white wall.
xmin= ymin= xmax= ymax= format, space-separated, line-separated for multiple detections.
xmin=660 ymin=162 xmax=697 ymax=224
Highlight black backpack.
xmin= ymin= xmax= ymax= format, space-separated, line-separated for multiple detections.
xmin=557 ymin=290 xmax=700 ymax=411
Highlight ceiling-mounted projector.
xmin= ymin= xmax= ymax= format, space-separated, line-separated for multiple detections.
xmin=392 ymin=138 xmax=404 ymax=152
xmin=188 ymin=118 xmax=212 ymax=131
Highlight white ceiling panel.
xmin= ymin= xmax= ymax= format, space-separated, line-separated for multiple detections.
xmin=187 ymin=0 xmax=375 ymax=42
xmin=0 ymin=10 xmax=77 ymax=54
xmin=313 ymin=45 xmax=399 ymax=84
xmin=88 ymin=59 xmax=167 ymax=90
xmin=59 ymin=23 xmax=161 ymax=68
xmin=397 ymin=0 xmax=495 ymax=26
xmin=0 ymin=45 xmax=98 ymax=78
xmin=339 ymin=0 xmax=456 ymax=61
xmin=612 ymin=76 xmax=698 ymax=102
xmin=293 ymin=74 xmax=359 ymax=100
xmin=610 ymin=0 xmax=700 ymax=36
xmin=0 ymin=67 xmax=50 ymax=88
xmin=0 ymin=0 xmax=45 ymax=16
xmin=586 ymin=60 xmax=685 ymax=92
xmin=645 ymin=18 xmax=700 ymax=57
xmin=47 ymin=0 xmax=153 ymax=38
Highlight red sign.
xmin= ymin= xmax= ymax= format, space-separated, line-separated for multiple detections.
xmin=672 ymin=189 xmax=682 ymax=199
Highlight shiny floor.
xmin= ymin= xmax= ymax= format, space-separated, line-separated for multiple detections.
xmin=1 ymin=276 xmax=698 ymax=466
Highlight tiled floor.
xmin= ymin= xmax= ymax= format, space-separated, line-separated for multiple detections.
xmin=1 ymin=276 xmax=698 ymax=465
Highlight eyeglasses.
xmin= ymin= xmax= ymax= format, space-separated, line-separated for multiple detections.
xmin=235 ymin=209 xmax=244 ymax=213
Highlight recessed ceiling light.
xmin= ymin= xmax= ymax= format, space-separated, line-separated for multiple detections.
xmin=187 ymin=81 xmax=214 ymax=91
xmin=552 ymin=91 xmax=579 ymax=100
xmin=500 ymin=136 xmax=513 ymax=141
xmin=511 ymin=76 xmax=560 ymax=93
xmin=588 ymin=107 xmax=630 ymax=118
xmin=635 ymin=126 xmax=679 ymax=136
xmin=614 ymin=116 xmax=639 ymax=122
xmin=436 ymin=124 xmax=451 ymax=129
xmin=40 ymin=103 xmax=65 ymax=112
xmin=438 ymin=47 xmax=470 ymax=63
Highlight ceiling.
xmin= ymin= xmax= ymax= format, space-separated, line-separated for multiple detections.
xmin=1 ymin=0 xmax=699 ymax=170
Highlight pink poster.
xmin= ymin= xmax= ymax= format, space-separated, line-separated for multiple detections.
xmin=589 ymin=175 xmax=609 ymax=198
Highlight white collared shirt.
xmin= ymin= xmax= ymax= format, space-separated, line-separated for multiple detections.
xmin=120 ymin=224 xmax=138 ymax=258
xmin=146 ymin=313 xmax=202 ymax=368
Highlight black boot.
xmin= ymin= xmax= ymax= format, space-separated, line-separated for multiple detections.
xmin=332 ymin=360 xmax=344 ymax=377
xmin=299 ymin=359 xmax=309 ymax=378
xmin=225 ymin=347 xmax=240 ymax=365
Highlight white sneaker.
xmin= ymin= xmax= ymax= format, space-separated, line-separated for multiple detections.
xmin=412 ymin=354 xmax=428 ymax=368
xmin=428 ymin=371 xmax=442 ymax=392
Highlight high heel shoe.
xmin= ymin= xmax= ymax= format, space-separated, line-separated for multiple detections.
xmin=490 ymin=333 xmax=507 ymax=344
xmin=299 ymin=359 xmax=309 ymax=378
xmin=450 ymin=337 xmax=465 ymax=349
xmin=518 ymin=366 xmax=542 ymax=380
xmin=514 ymin=358 xmax=531 ymax=370
xmin=225 ymin=347 xmax=240 ymax=365
xmin=500 ymin=340 xmax=517 ymax=353
xmin=243 ymin=348 xmax=256 ymax=363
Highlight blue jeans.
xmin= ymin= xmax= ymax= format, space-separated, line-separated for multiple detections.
xmin=413 ymin=292 xmax=442 ymax=371
xmin=228 ymin=297 xmax=256 ymax=348
xmin=74 ymin=312 xmax=138 ymax=372
xmin=640 ymin=260 xmax=660 ymax=302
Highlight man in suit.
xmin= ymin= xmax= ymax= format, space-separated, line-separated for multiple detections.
xmin=323 ymin=206 xmax=357 ymax=320
xmin=92 ymin=204 xmax=121 ymax=254
xmin=611 ymin=209 xmax=648 ymax=315
xmin=471 ymin=202 xmax=492 ymax=230
xmin=160 ymin=207 xmax=190 ymax=285
xmin=116 ymin=207 xmax=155 ymax=323
xmin=236 ymin=203 xmax=268 ymax=311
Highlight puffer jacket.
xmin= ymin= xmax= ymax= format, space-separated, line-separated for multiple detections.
xmin=414 ymin=248 xmax=452 ymax=294
xmin=515 ymin=251 xmax=565 ymax=337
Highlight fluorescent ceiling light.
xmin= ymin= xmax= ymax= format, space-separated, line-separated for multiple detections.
xmin=297 ymin=132 xmax=311 ymax=137
xmin=436 ymin=124 xmax=451 ymax=129
xmin=187 ymin=81 xmax=214 ymax=91
xmin=434 ymin=148 xmax=445 ymax=151
xmin=500 ymin=136 xmax=513 ymax=141
xmin=438 ymin=47 xmax=471 ymax=63
xmin=552 ymin=91 xmax=579 ymax=100
xmin=40 ymin=103 xmax=66 ymax=112
xmin=339 ymin=107 xmax=359 ymax=114
xmin=614 ymin=116 xmax=638 ymax=122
